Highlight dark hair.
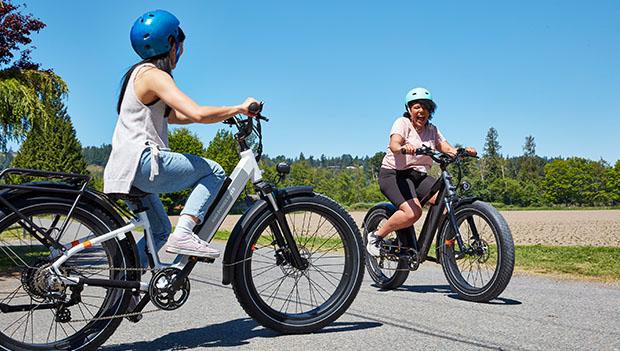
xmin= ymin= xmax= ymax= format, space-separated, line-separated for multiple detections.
xmin=403 ymin=99 xmax=437 ymax=121
xmin=116 ymin=28 xmax=186 ymax=114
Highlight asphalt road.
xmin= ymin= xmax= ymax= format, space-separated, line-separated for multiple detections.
xmin=100 ymin=242 xmax=620 ymax=351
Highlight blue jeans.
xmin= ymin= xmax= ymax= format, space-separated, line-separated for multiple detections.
xmin=130 ymin=148 xmax=226 ymax=267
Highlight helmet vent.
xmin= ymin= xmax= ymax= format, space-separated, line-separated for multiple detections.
xmin=143 ymin=34 xmax=150 ymax=39
xmin=144 ymin=45 xmax=151 ymax=49
xmin=148 ymin=14 xmax=155 ymax=17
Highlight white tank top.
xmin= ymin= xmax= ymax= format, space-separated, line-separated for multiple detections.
xmin=103 ymin=63 xmax=169 ymax=194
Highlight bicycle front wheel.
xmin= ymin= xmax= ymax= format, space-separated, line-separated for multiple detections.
xmin=232 ymin=194 xmax=364 ymax=334
xmin=438 ymin=201 xmax=515 ymax=302
xmin=0 ymin=197 xmax=136 ymax=351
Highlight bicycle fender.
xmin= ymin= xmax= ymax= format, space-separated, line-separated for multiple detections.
xmin=362 ymin=202 xmax=396 ymax=229
xmin=221 ymin=186 xmax=315 ymax=285
xmin=0 ymin=183 xmax=140 ymax=271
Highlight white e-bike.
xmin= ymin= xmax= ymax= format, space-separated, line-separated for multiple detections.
xmin=0 ymin=103 xmax=365 ymax=350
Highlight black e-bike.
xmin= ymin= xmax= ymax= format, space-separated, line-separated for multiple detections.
xmin=0 ymin=103 xmax=365 ymax=350
xmin=363 ymin=146 xmax=514 ymax=302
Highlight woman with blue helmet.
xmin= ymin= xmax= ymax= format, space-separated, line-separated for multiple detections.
xmin=104 ymin=10 xmax=258 ymax=260
xmin=366 ymin=88 xmax=477 ymax=256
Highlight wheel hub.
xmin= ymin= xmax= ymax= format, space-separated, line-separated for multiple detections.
xmin=471 ymin=239 xmax=490 ymax=263
xmin=21 ymin=260 xmax=65 ymax=301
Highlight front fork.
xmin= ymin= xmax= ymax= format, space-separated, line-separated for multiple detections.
xmin=256 ymin=182 xmax=308 ymax=270
xmin=442 ymin=171 xmax=469 ymax=256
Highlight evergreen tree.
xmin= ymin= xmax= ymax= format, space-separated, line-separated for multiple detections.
xmin=82 ymin=144 xmax=112 ymax=166
xmin=481 ymin=127 xmax=505 ymax=199
xmin=12 ymin=103 xmax=87 ymax=176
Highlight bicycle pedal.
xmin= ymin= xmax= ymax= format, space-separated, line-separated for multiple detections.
xmin=191 ymin=256 xmax=215 ymax=263
xmin=125 ymin=313 xmax=143 ymax=323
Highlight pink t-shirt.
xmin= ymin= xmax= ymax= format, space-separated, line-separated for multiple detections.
xmin=381 ymin=117 xmax=446 ymax=173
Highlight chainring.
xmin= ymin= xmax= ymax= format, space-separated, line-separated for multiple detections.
xmin=148 ymin=268 xmax=190 ymax=311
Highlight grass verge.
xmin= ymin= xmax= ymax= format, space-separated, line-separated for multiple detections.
xmin=513 ymin=245 xmax=620 ymax=282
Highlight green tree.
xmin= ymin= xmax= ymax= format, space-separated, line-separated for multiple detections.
xmin=368 ymin=151 xmax=385 ymax=181
xmin=82 ymin=144 xmax=112 ymax=166
xmin=205 ymin=129 xmax=240 ymax=175
xmin=606 ymin=160 xmax=620 ymax=205
xmin=543 ymin=158 xmax=608 ymax=206
xmin=169 ymin=128 xmax=206 ymax=156
xmin=11 ymin=106 xmax=87 ymax=176
xmin=481 ymin=127 xmax=504 ymax=184
xmin=0 ymin=1 xmax=67 ymax=150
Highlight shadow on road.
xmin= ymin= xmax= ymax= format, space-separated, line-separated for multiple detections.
xmin=102 ymin=318 xmax=381 ymax=350
xmin=447 ymin=294 xmax=522 ymax=305
xmin=372 ymin=284 xmax=523 ymax=305
xmin=371 ymin=284 xmax=453 ymax=294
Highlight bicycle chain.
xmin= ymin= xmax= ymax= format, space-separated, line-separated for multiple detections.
xmin=59 ymin=255 xmax=258 ymax=323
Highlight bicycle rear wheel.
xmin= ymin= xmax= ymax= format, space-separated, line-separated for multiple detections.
xmin=363 ymin=206 xmax=409 ymax=290
xmin=0 ymin=197 xmax=136 ymax=351
xmin=232 ymin=194 xmax=364 ymax=334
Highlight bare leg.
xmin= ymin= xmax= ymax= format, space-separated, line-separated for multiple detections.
xmin=376 ymin=198 xmax=422 ymax=238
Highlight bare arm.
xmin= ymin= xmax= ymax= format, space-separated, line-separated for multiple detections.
xmin=437 ymin=140 xmax=458 ymax=156
xmin=389 ymin=134 xmax=416 ymax=154
xmin=140 ymin=68 xmax=256 ymax=124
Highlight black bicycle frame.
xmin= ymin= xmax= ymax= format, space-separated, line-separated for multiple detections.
xmin=394 ymin=167 xmax=466 ymax=264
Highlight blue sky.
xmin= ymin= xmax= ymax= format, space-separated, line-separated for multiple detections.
xmin=14 ymin=0 xmax=620 ymax=163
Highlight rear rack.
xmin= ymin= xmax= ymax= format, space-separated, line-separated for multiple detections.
xmin=0 ymin=168 xmax=92 ymax=251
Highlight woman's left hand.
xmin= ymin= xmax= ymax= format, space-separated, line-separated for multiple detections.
xmin=465 ymin=147 xmax=477 ymax=156
xmin=238 ymin=97 xmax=260 ymax=117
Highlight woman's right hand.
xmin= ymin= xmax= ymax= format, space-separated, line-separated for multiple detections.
xmin=400 ymin=144 xmax=416 ymax=155
xmin=238 ymin=97 xmax=260 ymax=117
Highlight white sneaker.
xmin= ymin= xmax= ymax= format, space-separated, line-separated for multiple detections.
xmin=366 ymin=231 xmax=382 ymax=257
xmin=166 ymin=232 xmax=220 ymax=258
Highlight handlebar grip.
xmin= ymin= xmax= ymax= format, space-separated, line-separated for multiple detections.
xmin=248 ymin=102 xmax=263 ymax=114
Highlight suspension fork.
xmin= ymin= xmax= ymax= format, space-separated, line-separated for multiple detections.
xmin=441 ymin=170 xmax=467 ymax=253
xmin=257 ymin=183 xmax=307 ymax=270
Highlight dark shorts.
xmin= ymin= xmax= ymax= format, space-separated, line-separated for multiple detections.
xmin=379 ymin=167 xmax=436 ymax=207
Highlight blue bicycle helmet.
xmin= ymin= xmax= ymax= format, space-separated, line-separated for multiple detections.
xmin=405 ymin=87 xmax=434 ymax=107
xmin=130 ymin=10 xmax=182 ymax=61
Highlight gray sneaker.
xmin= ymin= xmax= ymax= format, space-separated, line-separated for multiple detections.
xmin=366 ymin=231 xmax=382 ymax=257
xmin=166 ymin=233 xmax=220 ymax=258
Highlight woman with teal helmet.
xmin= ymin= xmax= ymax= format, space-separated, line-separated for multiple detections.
xmin=104 ymin=10 xmax=259 ymax=260
xmin=366 ymin=88 xmax=477 ymax=257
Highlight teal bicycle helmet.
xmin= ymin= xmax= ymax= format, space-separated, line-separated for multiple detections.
xmin=130 ymin=10 xmax=183 ymax=61
xmin=405 ymin=87 xmax=434 ymax=106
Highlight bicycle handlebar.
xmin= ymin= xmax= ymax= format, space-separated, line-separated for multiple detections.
xmin=399 ymin=145 xmax=478 ymax=165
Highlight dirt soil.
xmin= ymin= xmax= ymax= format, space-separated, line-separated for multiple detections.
xmin=174 ymin=209 xmax=620 ymax=247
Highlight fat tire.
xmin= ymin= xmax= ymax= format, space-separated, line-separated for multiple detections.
xmin=231 ymin=194 xmax=364 ymax=334
xmin=0 ymin=197 xmax=137 ymax=351
xmin=438 ymin=201 xmax=514 ymax=302
xmin=362 ymin=207 xmax=409 ymax=290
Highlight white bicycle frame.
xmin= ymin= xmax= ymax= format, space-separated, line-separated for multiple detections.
xmin=50 ymin=149 xmax=265 ymax=290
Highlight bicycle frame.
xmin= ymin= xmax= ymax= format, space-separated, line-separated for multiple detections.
xmin=42 ymin=148 xmax=265 ymax=289
xmin=394 ymin=167 xmax=472 ymax=265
